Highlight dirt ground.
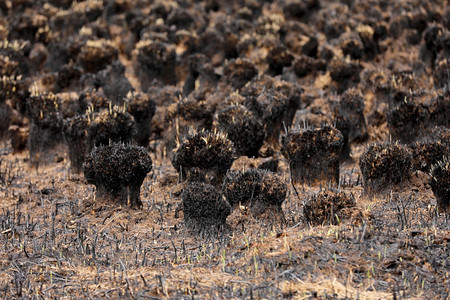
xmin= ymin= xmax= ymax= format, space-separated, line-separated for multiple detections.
xmin=0 ymin=0 xmax=449 ymax=299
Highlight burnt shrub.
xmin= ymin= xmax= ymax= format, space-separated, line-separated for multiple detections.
xmin=182 ymin=54 xmax=218 ymax=97
xmin=240 ymin=76 xmax=303 ymax=146
xmin=77 ymin=39 xmax=118 ymax=73
xmin=329 ymin=58 xmax=362 ymax=94
xmin=340 ymin=33 xmax=364 ymax=60
xmin=216 ymin=105 xmax=265 ymax=158
xmin=430 ymin=156 xmax=450 ymax=213
xmin=92 ymin=60 xmax=133 ymax=104
xmin=164 ymin=97 xmax=215 ymax=151
xmin=54 ymin=64 xmax=82 ymax=92
xmin=419 ymin=23 xmax=445 ymax=67
xmin=359 ymin=143 xmax=412 ymax=195
xmin=303 ymin=190 xmax=355 ymax=226
xmin=249 ymin=88 xmax=289 ymax=146
xmin=78 ymin=91 xmax=110 ymax=112
xmin=223 ymin=168 xmax=287 ymax=219
xmin=293 ymin=55 xmax=326 ymax=77
xmin=172 ymin=130 xmax=235 ymax=186
xmin=182 ymin=182 xmax=231 ymax=237
xmin=433 ymin=59 xmax=449 ymax=89
xmin=222 ymin=58 xmax=257 ymax=91
xmin=83 ymin=143 xmax=152 ymax=208
xmin=281 ymin=125 xmax=343 ymax=186
xmin=133 ymin=40 xmax=176 ymax=90
xmin=126 ymin=92 xmax=156 ymax=147
xmin=334 ymin=88 xmax=368 ymax=160
xmin=26 ymin=92 xmax=63 ymax=168
xmin=0 ymin=40 xmax=31 ymax=76
xmin=427 ymin=87 xmax=450 ymax=128
xmin=267 ymin=45 xmax=294 ymax=75
xmin=8 ymin=125 xmax=28 ymax=153
xmin=387 ymin=98 xmax=429 ymax=144
xmin=0 ymin=74 xmax=29 ymax=115
xmin=87 ymin=106 xmax=137 ymax=151
xmin=411 ymin=140 xmax=449 ymax=172
xmin=63 ymin=114 xmax=89 ymax=174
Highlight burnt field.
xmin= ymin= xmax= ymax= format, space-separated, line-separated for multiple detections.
xmin=0 ymin=0 xmax=449 ymax=299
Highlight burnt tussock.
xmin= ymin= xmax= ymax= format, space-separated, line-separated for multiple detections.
xmin=172 ymin=129 xmax=235 ymax=186
xmin=430 ymin=156 xmax=450 ymax=213
xmin=216 ymin=104 xmax=265 ymax=158
xmin=0 ymin=0 xmax=448 ymax=298
xmin=223 ymin=168 xmax=287 ymax=220
xmin=303 ymin=190 xmax=356 ymax=226
xmin=83 ymin=142 xmax=152 ymax=208
xmin=359 ymin=143 xmax=412 ymax=195
xmin=87 ymin=106 xmax=137 ymax=151
xmin=281 ymin=125 xmax=343 ymax=186
xmin=182 ymin=182 xmax=231 ymax=237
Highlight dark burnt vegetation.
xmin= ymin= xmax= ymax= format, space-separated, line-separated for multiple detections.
xmin=216 ymin=105 xmax=265 ymax=158
xmin=63 ymin=114 xmax=89 ymax=174
xmin=429 ymin=156 xmax=450 ymax=213
xmin=223 ymin=168 xmax=287 ymax=221
xmin=83 ymin=142 xmax=152 ymax=208
xmin=0 ymin=0 xmax=449 ymax=298
xmin=359 ymin=143 xmax=412 ymax=196
xmin=281 ymin=125 xmax=343 ymax=186
xmin=334 ymin=88 xmax=368 ymax=160
xmin=303 ymin=190 xmax=356 ymax=226
xmin=125 ymin=92 xmax=156 ymax=147
xmin=26 ymin=91 xmax=63 ymax=169
xmin=182 ymin=182 xmax=231 ymax=238
xmin=172 ymin=130 xmax=235 ymax=186
xmin=87 ymin=105 xmax=137 ymax=151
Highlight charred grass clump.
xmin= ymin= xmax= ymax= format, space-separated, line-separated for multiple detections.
xmin=125 ymin=92 xmax=156 ymax=147
xmin=1 ymin=0 xmax=449 ymax=299
xmin=83 ymin=142 xmax=152 ymax=208
xmin=429 ymin=156 xmax=450 ymax=213
xmin=223 ymin=168 xmax=287 ymax=221
xmin=172 ymin=130 xmax=235 ymax=186
xmin=240 ymin=76 xmax=303 ymax=147
xmin=334 ymin=88 xmax=368 ymax=160
xmin=77 ymin=39 xmax=118 ymax=73
xmin=359 ymin=143 xmax=412 ymax=196
xmin=164 ymin=97 xmax=215 ymax=151
xmin=26 ymin=91 xmax=63 ymax=169
xmin=303 ymin=190 xmax=356 ymax=226
xmin=281 ymin=125 xmax=343 ymax=186
xmin=87 ymin=105 xmax=137 ymax=151
xmin=216 ymin=105 xmax=265 ymax=158
xmin=133 ymin=40 xmax=177 ymax=90
xmin=63 ymin=114 xmax=89 ymax=174
xmin=387 ymin=96 xmax=429 ymax=144
xmin=410 ymin=140 xmax=449 ymax=172
xmin=182 ymin=182 xmax=231 ymax=238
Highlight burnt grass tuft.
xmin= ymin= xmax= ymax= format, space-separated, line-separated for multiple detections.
xmin=359 ymin=143 xmax=412 ymax=196
xmin=303 ymin=190 xmax=356 ymax=226
xmin=281 ymin=125 xmax=343 ymax=186
xmin=26 ymin=92 xmax=63 ymax=169
xmin=182 ymin=182 xmax=231 ymax=238
xmin=223 ymin=168 xmax=287 ymax=220
xmin=87 ymin=106 xmax=137 ymax=151
xmin=216 ymin=105 xmax=265 ymax=158
xmin=172 ymin=130 xmax=235 ymax=186
xmin=0 ymin=0 xmax=449 ymax=298
xmin=63 ymin=114 xmax=89 ymax=174
xmin=83 ymin=142 xmax=152 ymax=208
xmin=430 ymin=156 xmax=450 ymax=213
